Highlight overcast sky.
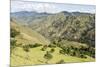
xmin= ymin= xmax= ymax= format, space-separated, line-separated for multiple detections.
xmin=11 ymin=0 xmax=96 ymax=5
xmin=11 ymin=0 xmax=95 ymax=13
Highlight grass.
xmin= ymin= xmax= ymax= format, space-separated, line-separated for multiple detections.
xmin=10 ymin=46 xmax=95 ymax=66
xmin=11 ymin=21 xmax=50 ymax=45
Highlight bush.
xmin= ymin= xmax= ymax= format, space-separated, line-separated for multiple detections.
xmin=70 ymin=51 xmax=75 ymax=56
xmin=79 ymin=54 xmax=87 ymax=58
xmin=23 ymin=45 xmax=29 ymax=52
xmin=66 ymin=48 xmax=70 ymax=54
xmin=41 ymin=48 xmax=45 ymax=51
xmin=48 ymin=44 xmax=56 ymax=48
xmin=11 ymin=28 xmax=20 ymax=38
xmin=59 ymin=50 xmax=66 ymax=54
xmin=34 ymin=43 xmax=42 ymax=47
xmin=10 ymin=39 xmax=17 ymax=53
xmin=56 ymin=59 xmax=65 ymax=64
xmin=41 ymin=45 xmax=47 ymax=51
xmin=50 ymin=48 xmax=55 ymax=53
xmin=28 ymin=43 xmax=42 ymax=48
xmin=28 ymin=44 xmax=35 ymax=48
xmin=44 ymin=51 xmax=53 ymax=63
xmin=10 ymin=39 xmax=17 ymax=47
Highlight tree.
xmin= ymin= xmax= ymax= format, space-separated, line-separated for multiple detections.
xmin=44 ymin=51 xmax=53 ymax=63
xmin=66 ymin=47 xmax=70 ymax=54
xmin=59 ymin=50 xmax=66 ymax=54
xmin=79 ymin=54 xmax=87 ymax=58
xmin=50 ymin=48 xmax=55 ymax=53
xmin=48 ymin=44 xmax=56 ymax=48
xmin=28 ymin=43 xmax=42 ymax=48
xmin=56 ymin=59 xmax=65 ymax=64
xmin=10 ymin=39 xmax=17 ymax=53
xmin=41 ymin=45 xmax=47 ymax=51
xmin=23 ymin=45 xmax=29 ymax=52
xmin=11 ymin=28 xmax=20 ymax=38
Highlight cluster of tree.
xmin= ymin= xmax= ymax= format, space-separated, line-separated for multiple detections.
xmin=23 ymin=45 xmax=30 ymax=52
xmin=10 ymin=28 xmax=20 ymax=53
xmin=41 ymin=45 xmax=55 ymax=63
xmin=51 ymin=40 xmax=95 ymax=58
xmin=11 ymin=28 xmax=20 ymax=38
xmin=10 ymin=39 xmax=17 ymax=53
xmin=44 ymin=51 xmax=53 ymax=64
xmin=42 ymin=45 xmax=65 ymax=64
xmin=22 ymin=43 xmax=42 ymax=52
xmin=41 ymin=45 xmax=55 ymax=53
xmin=48 ymin=44 xmax=56 ymax=48
xmin=59 ymin=46 xmax=95 ymax=58
xmin=41 ymin=45 xmax=48 ymax=51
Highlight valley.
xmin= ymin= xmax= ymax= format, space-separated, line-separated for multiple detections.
xmin=10 ymin=11 xmax=95 ymax=66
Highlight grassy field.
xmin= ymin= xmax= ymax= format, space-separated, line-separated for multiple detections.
xmin=10 ymin=46 xmax=95 ymax=66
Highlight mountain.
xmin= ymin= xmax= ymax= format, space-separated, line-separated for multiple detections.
xmin=11 ymin=11 xmax=94 ymax=25
xmin=27 ymin=12 xmax=95 ymax=47
xmin=11 ymin=11 xmax=52 ymax=24
xmin=11 ymin=11 xmax=95 ymax=47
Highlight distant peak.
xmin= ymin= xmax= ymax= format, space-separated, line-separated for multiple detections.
xmin=60 ymin=11 xmax=70 ymax=13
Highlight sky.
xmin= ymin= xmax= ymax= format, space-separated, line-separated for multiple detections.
xmin=11 ymin=0 xmax=96 ymax=5
xmin=11 ymin=0 xmax=96 ymax=13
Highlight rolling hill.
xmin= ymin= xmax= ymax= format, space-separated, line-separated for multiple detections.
xmin=11 ymin=19 xmax=50 ymax=45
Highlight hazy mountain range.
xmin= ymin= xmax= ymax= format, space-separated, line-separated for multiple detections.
xmin=11 ymin=11 xmax=94 ymax=23
xmin=11 ymin=11 xmax=95 ymax=47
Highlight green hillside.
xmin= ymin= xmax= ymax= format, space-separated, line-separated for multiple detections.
xmin=11 ymin=45 xmax=95 ymax=66
xmin=11 ymin=21 xmax=50 ymax=45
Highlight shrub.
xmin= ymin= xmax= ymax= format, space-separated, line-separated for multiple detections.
xmin=66 ymin=47 xmax=70 ymax=54
xmin=10 ymin=39 xmax=17 ymax=53
xmin=23 ymin=45 xmax=29 ymax=52
xmin=56 ymin=59 xmax=65 ymax=64
xmin=28 ymin=44 xmax=35 ymax=48
xmin=79 ymin=54 xmax=87 ymax=58
xmin=44 ymin=51 xmax=53 ymax=63
xmin=59 ymin=50 xmax=66 ymax=54
xmin=11 ymin=28 xmax=20 ymax=38
xmin=34 ymin=43 xmax=42 ymax=47
xmin=41 ymin=48 xmax=45 ymax=51
xmin=48 ymin=44 xmax=56 ymax=48
xmin=50 ymin=48 xmax=55 ymax=53
xmin=24 ymin=43 xmax=42 ymax=48
xmin=28 ymin=43 xmax=42 ymax=48
xmin=10 ymin=39 xmax=17 ymax=48
xmin=41 ymin=45 xmax=47 ymax=51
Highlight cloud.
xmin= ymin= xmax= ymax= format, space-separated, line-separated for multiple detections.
xmin=11 ymin=1 xmax=59 ymax=13
xmin=11 ymin=0 xmax=95 ymax=13
xmin=12 ymin=0 xmax=95 ymax=5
